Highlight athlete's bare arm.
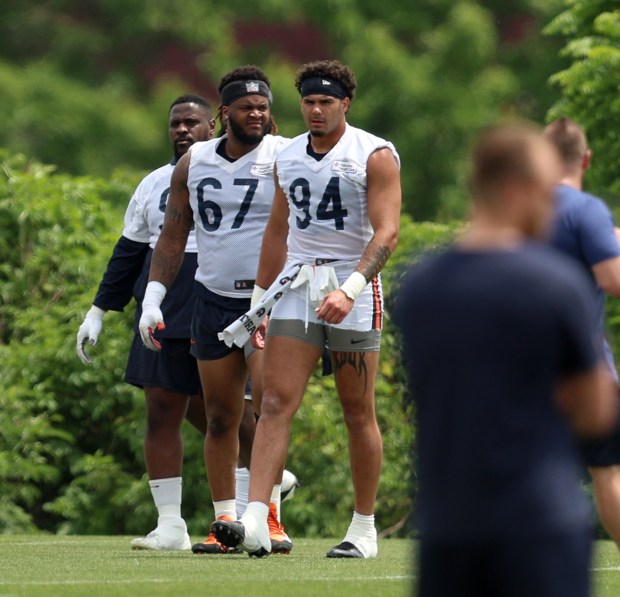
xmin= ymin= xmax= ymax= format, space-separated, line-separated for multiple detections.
xmin=255 ymin=169 xmax=290 ymax=289
xmin=149 ymin=153 xmax=193 ymax=288
xmin=316 ymin=147 xmax=401 ymax=324
xmin=357 ymin=147 xmax=402 ymax=279
xmin=556 ymin=364 xmax=617 ymax=437
xmin=593 ymin=256 xmax=620 ymax=297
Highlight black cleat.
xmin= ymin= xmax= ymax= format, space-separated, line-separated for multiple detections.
xmin=326 ymin=541 xmax=364 ymax=558
xmin=211 ymin=519 xmax=244 ymax=549
xmin=211 ymin=519 xmax=270 ymax=558
xmin=191 ymin=533 xmax=240 ymax=555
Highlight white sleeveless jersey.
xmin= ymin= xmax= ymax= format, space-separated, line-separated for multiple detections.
xmin=276 ymin=124 xmax=399 ymax=264
xmin=188 ymin=134 xmax=287 ymax=298
xmin=122 ymin=161 xmax=198 ymax=252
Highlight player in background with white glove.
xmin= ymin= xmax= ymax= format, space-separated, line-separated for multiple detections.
xmin=76 ymin=95 xmax=221 ymax=551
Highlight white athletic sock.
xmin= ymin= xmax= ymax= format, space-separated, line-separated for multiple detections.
xmin=240 ymin=501 xmax=271 ymax=552
xmin=213 ymin=499 xmax=237 ymax=521
xmin=270 ymin=484 xmax=282 ymax=520
xmin=343 ymin=511 xmax=378 ymax=558
xmin=149 ymin=477 xmax=182 ymax=521
xmin=242 ymin=501 xmax=269 ymax=524
xmin=235 ymin=467 xmax=250 ymax=518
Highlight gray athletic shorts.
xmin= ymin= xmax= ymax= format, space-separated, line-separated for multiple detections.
xmin=267 ymin=319 xmax=380 ymax=352
xmin=267 ymin=265 xmax=382 ymax=352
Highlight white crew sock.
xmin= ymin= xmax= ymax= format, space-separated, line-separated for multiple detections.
xmin=235 ymin=467 xmax=250 ymax=518
xmin=343 ymin=511 xmax=378 ymax=558
xmin=270 ymin=484 xmax=282 ymax=520
xmin=242 ymin=501 xmax=269 ymax=526
xmin=149 ymin=477 xmax=183 ymax=521
xmin=213 ymin=499 xmax=237 ymax=521
xmin=240 ymin=501 xmax=271 ymax=552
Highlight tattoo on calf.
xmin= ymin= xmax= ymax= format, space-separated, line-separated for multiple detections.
xmin=332 ymin=351 xmax=368 ymax=393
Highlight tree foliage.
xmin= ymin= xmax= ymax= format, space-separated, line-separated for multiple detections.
xmin=0 ymin=0 xmax=566 ymax=220
xmin=1 ymin=0 xmax=595 ymax=539
xmin=545 ymin=1 xmax=620 ymax=203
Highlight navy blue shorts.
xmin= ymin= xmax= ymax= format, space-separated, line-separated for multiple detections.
xmin=418 ymin=529 xmax=592 ymax=597
xmin=580 ymin=415 xmax=620 ymax=467
xmin=124 ymin=334 xmax=201 ymax=395
xmin=191 ymin=285 xmax=251 ymax=361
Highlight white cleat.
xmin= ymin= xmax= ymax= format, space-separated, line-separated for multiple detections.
xmin=281 ymin=469 xmax=299 ymax=502
xmin=131 ymin=528 xmax=192 ymax=551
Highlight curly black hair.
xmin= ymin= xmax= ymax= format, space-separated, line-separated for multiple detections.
xmin=216 ymin=65 xmax=278 ymax=135
xmin=294 ymin=60 xmax=356 ymax=100
xmin=217 ymin=65 xmax=271 ymax=94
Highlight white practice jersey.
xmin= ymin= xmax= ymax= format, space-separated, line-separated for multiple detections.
xmin=122 ymin=161 xmax=198 ymax=253
xmin=188 ymin=134 xmax=287 ymax=298
xmin=276 ymin=124 xmax=399 ymax=264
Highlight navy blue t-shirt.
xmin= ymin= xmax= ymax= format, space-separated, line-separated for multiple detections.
xmin=550 ymin=183 xmax=620 ymax=377
xmin=395 ymin=242 xmax=598 ymax=541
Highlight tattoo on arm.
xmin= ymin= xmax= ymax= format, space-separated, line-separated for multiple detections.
xmin=151 ymin=245 xmax=185 ymax=288
xmin=167 ymin=204 xmax=184 ymax=225
xmin=332 ymin=351 xmax=369 ymax=394
xmin=357 ymin=239 xmax=391 ymax=281
xmin=150 ymin=203 xmax=192 ymax=288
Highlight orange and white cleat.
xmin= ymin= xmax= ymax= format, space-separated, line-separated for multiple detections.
xmin=268 ymin=503 xmax=293 ymax=554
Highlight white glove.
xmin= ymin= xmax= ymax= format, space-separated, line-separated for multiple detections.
xmin=139 ymin=281 xmax=167 ymax=351
xmin=76 ymin=305 xmax=106 ymax=365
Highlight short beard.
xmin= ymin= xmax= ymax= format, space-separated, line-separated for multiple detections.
xmin=309 ymin=130 xmax=325 ymax=137
xmin=228 ymin=115 xmax=271 ymax=145
xmin=174 ymin=142 xmax=190 ymax=160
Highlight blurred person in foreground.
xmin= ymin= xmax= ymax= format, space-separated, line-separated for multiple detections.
xmin=395 ymin=123 xmax=617 ymax=597
xmin=545 ymin=117 xmax=620 ymax=550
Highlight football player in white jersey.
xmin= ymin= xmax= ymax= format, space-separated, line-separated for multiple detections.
xmin=139 ymin=66 xmax=293 ymax=554
xmin=213 ymin=60 xmax=402 ymax=559
xmin=76 ymin=95 xmax=216 ymax=550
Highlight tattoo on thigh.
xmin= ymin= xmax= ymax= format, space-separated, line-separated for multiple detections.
xmin=332 ymin=351 xmax=368 ymax=393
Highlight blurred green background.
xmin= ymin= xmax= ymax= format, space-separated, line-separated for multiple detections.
xmin=2 ymin=0 xmax=620 ymax=538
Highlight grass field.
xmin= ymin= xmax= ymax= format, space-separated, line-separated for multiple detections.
xmin=1 ymin=536 xmax=619 ymax=596
xmin=0 ymin=536 xmax=412 ymax=597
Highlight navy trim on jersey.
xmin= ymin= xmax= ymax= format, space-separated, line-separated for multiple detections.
xmin=215 ymin=138 xmax=238 ymax=163
xmin=306 ymin=136 xmax=328 ymax=162
xmin=93 ymin=235 xmax=149 ymax=312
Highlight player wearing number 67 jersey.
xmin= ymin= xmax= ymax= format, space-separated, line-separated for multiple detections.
xmin=213 ymin=60 xmax=402 ymax=559
xmin=139 ymin=66 xmax=293 ymax=555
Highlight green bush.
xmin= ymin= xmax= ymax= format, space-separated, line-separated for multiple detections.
xmin=0 ymin=151 xmax=457 ymax=537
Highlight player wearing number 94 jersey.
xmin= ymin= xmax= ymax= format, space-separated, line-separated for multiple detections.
xmin=139 ymin=65 xmax=293 ymax=556
xmin=212 ymin=60 xmax=401 ymax=559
